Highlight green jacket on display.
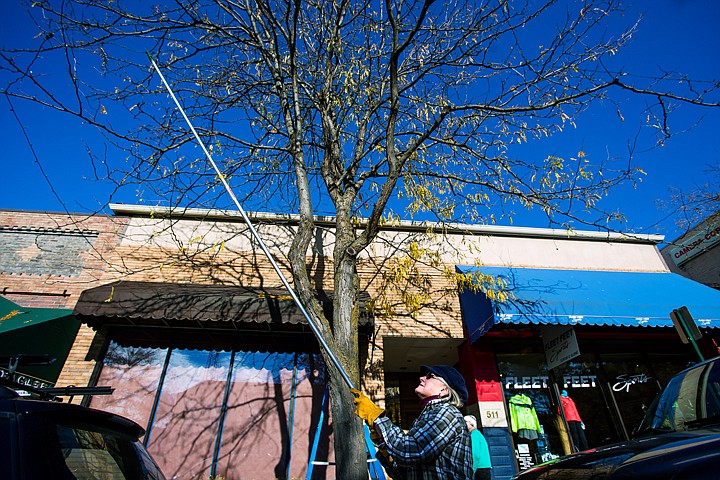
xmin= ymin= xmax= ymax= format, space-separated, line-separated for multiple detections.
xmin=508 ymin=393 xmax=541 ymax=433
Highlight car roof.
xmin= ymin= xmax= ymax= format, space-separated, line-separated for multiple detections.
xmin=0 ymin=391 xmax=146 ymax=439
xmin=674 ymin=355 xmax=719 ymax=376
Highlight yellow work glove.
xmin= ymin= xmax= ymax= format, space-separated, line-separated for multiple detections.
xmin=350 ymin=388 xmax=385 ymax=425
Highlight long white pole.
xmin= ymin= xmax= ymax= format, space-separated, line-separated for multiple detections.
xmin=148 ymin=55 xmax=355 ymax=390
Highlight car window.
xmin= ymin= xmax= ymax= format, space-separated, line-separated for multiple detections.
xmin=700 ymin=361 xmax=720 ymax=420
xmin=671 ymin=366 xmax=701 ymax=429
xmin=638 ymin=361 xmax=720 ymax=434
xmin=20 ymin=409 xmax=165 ymax=480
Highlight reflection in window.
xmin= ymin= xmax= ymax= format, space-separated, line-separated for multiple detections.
xmin=702 ymin=362 xmax=720 ymax=420
xmin=92 ymin=344 xmax=327 ymax=479
xmin=146 ymin=349 xmax=232 ymax=480
xmin=55 ymin=423 xmax=164 ymax=479
xmin=601 ymin=355 xmax=659 ymax=440
xmin=90 ymin=342 xmax=168 ymax=429
xmin=215 ymin=352 xmax=327 ymax=480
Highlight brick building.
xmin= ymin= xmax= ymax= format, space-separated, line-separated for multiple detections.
xmin=3 ymin=205 xmax=720 ymax=480
xmin=661 ymin=211 xmax=720 ymax=290
xmin=0 ymin=211 xmax=126 ymax=387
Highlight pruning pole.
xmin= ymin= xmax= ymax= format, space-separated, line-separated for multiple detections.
xmin=148 ymin=54 xmax=355 ymax=390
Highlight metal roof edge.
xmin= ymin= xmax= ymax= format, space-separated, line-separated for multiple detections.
xmin=109 ymin=203 xmax=665 ymax=244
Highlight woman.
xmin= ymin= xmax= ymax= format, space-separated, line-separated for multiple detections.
xmin=352 ymin=364 xmax=474 ymax=479
xmin=464 ymin=414 xmax=492 ymax=480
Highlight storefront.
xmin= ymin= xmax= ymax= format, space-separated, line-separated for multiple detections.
xmin=455 ymin=265 xmax=720 ymax=478
xmin=72 ymin=280 xmax=373 ymax=480
xmin=492 ymin=334 xmax=695 ymax=466
xmin=6 ymin=206 xmax=720 ymax=480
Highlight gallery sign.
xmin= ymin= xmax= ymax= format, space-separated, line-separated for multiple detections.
xmin=541 ymin=325 xmax=580 ymax=370
xmin=0 ymin=367 xmax=54 ymax=390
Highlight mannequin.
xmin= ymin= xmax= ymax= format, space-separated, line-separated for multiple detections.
xmin=560 ymin=390 xmax=588 ymax=451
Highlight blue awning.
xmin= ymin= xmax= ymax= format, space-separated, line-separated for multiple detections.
xmin=456 ymin=266 xmax=720 ymax=342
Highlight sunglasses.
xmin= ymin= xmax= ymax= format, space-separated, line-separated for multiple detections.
xmin=425 ymin=372 xmax=441 ymax=380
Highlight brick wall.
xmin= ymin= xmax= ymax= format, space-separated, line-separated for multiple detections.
xmin=0 ymin=210 xmax=128 ymax=307
xmin=677 ymin=245 xmax=720 ymax=289
xmin=0 ymin=210 xmax=127 ymax=399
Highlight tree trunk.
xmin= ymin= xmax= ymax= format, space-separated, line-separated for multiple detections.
xmin=330 ymin=373 xmax=368 ymax=479
xmin=329 ymin=225 xmax=368 ymax=479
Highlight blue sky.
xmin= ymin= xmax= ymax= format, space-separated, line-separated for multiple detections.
xmin=1 ymin=0 xmax=718 ymax=245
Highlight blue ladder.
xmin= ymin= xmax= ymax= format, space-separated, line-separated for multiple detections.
xmin=306 ymin=387 xmax=386 ymax=480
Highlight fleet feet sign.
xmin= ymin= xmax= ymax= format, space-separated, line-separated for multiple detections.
xmin=541 ymin=325 xmax=580 ymax=370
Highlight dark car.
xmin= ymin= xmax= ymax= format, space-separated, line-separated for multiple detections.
xmin=512 ymin=356 xmax=720 ymax=479
xmin=0 ymin=385 xmax=166 ymax=479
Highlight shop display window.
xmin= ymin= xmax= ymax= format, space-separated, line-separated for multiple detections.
xmin=214 ymin=352 xmax=328 ymax=480
xmin=91 ymin=342 xmax=327 ymax=479
xmin=552 ymin=357 xmax=617 ymax=448
xmin=598 ymin=353 xmax=662 ymax=440
xmin=144 ymin=348 xmax=232 ymax=479
xmin=90 ymin=342 xmax=168 ymax=430
xmin=498 ymin=353 xmax=563 ymax=471
xmin=494 ymin=339 xmax=692 ymax=475
xmin=497 ymin=350 xmax=659 ymax=472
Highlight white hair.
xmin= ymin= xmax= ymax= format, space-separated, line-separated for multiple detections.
xmin=464 ymin=415 xmax=477 ymax=428
xmin=435 ymin=375 xmax=464 ymax=408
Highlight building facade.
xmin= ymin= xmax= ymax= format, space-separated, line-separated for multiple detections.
xmin=2 ymin=205 xmax=720 ymax=480
xmin=661 ymin=212 xmax=720 ymax=290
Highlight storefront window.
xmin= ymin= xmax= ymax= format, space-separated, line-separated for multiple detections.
xmin=488 ymin=334 xmax=697 ymax=477
xmin=599 ymin=353 xmax=660 ymax=439
xmin=91 ymin=341 xmax=327 ymax=479
xmin=498 ymin=353 xmax=561 ymax=471
xmin=552 ymin=357 xmax=616 ymax=448
xmin=90 ymin=342 xmax=168 ymax=429
xmin=145 ymin=349 xmax=232 ymax=479
xmin=214 ymin=352 xmax=327 ymax=480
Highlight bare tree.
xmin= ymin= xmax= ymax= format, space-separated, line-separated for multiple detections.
xmin=2 ymin=0 xmax=719 ymax=477
xmin=658 ymin=161 xmax=720 ymax=237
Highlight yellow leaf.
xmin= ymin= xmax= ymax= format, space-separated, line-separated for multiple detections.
xmin=103 ymin=286 xmax=115 ymax=303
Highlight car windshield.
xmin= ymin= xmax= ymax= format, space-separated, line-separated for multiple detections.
xmin=636 ymin=359 xmax=720 ymax=435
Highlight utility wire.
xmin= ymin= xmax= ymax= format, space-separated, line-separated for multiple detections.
xmin=5 ymin=93 xmax=69 ymax=213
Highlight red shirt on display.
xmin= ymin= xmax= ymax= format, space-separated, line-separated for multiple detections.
xmin=560 ymin=396 xmax=582 ymax=422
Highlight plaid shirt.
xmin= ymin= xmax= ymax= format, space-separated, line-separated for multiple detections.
xmin=375 ymin=398 xmax=473 ymax=480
